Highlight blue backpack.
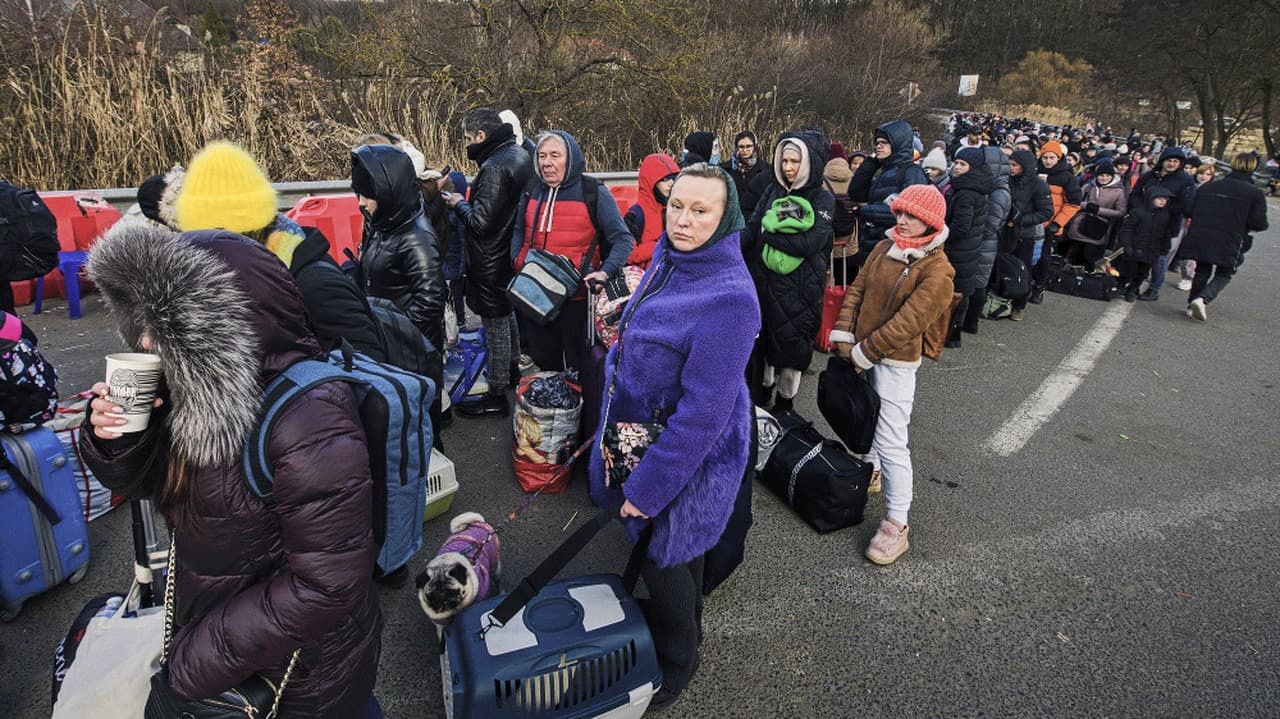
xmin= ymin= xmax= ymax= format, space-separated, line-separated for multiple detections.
xmin=241 ymin=344 xmax=435 ymax=576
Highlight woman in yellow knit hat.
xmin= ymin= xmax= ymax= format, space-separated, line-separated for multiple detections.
xmin=176 ymin=141 xmax=384 ymax=361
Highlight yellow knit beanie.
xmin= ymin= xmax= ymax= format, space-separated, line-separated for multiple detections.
xmin=175 ymin=141 xmax=277 ymax=233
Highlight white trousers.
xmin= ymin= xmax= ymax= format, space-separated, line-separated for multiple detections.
xmin=862 ymin=363 xmax=918 ymax=524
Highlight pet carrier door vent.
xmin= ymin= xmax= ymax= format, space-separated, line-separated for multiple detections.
xmin=493 ymin=640 xmax=639 ymax=712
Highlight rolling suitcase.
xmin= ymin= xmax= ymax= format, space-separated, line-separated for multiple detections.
xmin=0 ymin=427 xmax=90 ymax=620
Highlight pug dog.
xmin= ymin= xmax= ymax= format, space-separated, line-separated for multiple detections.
xmin=416 ymin=512 xmax=502 ymax=629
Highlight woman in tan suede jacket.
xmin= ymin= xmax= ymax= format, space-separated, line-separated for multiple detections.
xmin=829 ymin=183 xmax=956 ymax=565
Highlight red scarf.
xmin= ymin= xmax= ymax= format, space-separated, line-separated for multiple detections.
xmin=889 ymin=226 xmax=940 ymax=251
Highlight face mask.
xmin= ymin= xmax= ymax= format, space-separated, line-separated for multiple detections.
xmin=709 ymin=150 xmax=720 ymax=165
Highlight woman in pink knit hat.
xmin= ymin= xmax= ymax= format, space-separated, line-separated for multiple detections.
xmin=829 ymin=184 xmax=957 ymax=565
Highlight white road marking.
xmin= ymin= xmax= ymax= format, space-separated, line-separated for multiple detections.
xmin=983 ymin=302 xmax=1134 ymax=457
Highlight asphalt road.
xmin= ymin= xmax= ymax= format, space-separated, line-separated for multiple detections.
xmin=3 ymin=200 xmax=1279 ymax=718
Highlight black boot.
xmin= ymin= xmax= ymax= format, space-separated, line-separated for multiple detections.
xmin=1028 ymin=287 xmax=1044 ymax=304
xmin=945 ymin=325 xmax=962 ymax=349
xmin=1138 ymin=288 xmax=1159 ymax=301
xmin=456 ymin=389 xmax=509 ymax=418
xmin=772 ymin=395 xmax=793 ymax=413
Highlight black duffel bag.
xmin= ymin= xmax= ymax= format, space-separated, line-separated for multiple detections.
xmin=758 ymin=409 xmax=871 ymax=534
xmin=994 ymin=252 xmax=1031 ymax=300
xmin=816 ymin=356 xmax=880 ymax=455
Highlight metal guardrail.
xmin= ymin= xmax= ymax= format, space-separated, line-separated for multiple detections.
xmin=92 ymin=171 xmax=643 ymax=213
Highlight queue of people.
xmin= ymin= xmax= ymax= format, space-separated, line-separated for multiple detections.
xmin=57 ymin=105 xmax=1267 ymax=716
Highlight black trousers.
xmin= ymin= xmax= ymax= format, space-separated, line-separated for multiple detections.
xmin=522 ymin=298 xmax=589 ymax=372
xmin=0 ymin=281 xmax=13 ymax=315
xmin=963 ymin=286 xmax=985 ymax=330
xmin=639 ymin=555 xmax=705 ymax=695
xmin=1115 ymin=258 xmax=1152 ymax=292
xmin=1189 ymin=262 xmax=1236 ymax=304
xmin=1011 ymin=236 xmax=1039 ymax=311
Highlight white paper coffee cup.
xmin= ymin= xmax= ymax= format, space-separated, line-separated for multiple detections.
xmin=105 ymin=353 xmax=164 ymax=433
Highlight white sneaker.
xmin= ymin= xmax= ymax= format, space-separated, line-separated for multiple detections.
xmin=1189 ymin=297 xmax=1207 ymax=321
xmin=1177 ymin=278 xmax=1193 ymax=291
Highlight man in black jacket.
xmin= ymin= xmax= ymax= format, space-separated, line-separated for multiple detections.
xmin=444 ymin=107 xmax=534 ymax=417
xmin=1176 ymin=152 xmax=1269 ymax=322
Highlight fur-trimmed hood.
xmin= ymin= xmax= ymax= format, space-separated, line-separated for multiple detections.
xmin=87 ymin=217 xmax=319 ymax=466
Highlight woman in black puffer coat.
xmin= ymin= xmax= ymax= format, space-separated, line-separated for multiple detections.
xmin=743 ymin=130 xmax=834 ymax=411
xmin=942 ymin=147 xmax=993 ymax=346
xmin=351 ymin=145 xmax=446 ymax=355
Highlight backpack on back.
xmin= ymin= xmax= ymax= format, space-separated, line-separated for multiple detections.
xmin=366 ymin=296 xmax=440 ymax=381
xmin=0 ymin=182 xmax=60 ymax=282
xmin=241 ymin=343 xmax=435 ymax=576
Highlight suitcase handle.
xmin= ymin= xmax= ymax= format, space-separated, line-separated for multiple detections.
xmin=486 ymin=506 xmax=649 ymax=629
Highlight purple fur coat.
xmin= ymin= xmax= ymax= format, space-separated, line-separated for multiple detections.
xmin=589 ymin=232 xmax=760 ymax=568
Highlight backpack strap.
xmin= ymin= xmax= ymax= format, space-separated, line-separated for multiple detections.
xmin=241 ymin=358 xmax=365 ymax=501
xmin=0 ymin=444 xmax=60 ymax=524
xmin=578 ymin=175 xmax=603 ymax=275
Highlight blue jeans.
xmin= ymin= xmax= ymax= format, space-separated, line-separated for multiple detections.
xmin=1147 ymin=253 xmax=1168 ymax=292
xmin=363 ymin=695 xmax=384 ymax=719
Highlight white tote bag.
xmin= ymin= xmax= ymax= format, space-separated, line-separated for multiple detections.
xmin=51 ymin=589 xmax=163 ymax=719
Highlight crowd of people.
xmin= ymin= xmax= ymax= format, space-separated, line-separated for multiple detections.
xmin=19 ymin=104 xmax=1265 ymax=716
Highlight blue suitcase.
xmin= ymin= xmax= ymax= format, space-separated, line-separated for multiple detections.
xmin=0 ymin=428 xmax=91 ymax=621
xmin=441 ymin=510 xmax=661 ymax=719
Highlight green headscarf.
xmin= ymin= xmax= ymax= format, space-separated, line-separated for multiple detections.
xmin=665 ymin=165 xmax=745 ymax=254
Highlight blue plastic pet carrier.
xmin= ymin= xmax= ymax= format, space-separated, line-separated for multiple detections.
xmin=440 ymin=510 xmax=661 ymax=718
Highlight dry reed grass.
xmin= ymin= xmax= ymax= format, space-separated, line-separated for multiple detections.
xmin=1 ymin=4 xmax=884 ymax=190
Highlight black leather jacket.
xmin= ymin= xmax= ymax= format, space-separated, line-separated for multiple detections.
xmin=452 ymin=125 xmax=534 ymax=317
xmin=353 ymin=145 xmax=446 ymax=354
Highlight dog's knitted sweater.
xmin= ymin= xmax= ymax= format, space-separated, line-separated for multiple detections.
xmin=435 ymin=521 xmax=500 ymax=625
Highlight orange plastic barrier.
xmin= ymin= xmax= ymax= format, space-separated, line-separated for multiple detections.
xmin=10 ymin=280 xmax=34 ymax=307
xmin=29 ymin=192 xmax=119 ymax=301
xmin=38 ymin=192 xmax=122 ymax=253
xmin=608 ymin=184 xmax=638 ymax=216
xmin=285 ymin=194 xmax=365 ymax=265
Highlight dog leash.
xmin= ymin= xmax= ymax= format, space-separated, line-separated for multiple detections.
xmin=458 ymin=438 xmax=595 ymax=563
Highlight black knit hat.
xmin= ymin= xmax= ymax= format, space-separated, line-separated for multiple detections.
xmin=137 ymin=174 xmax=167 ymax=224
xmin=1094 ymin=159 xmax=1115 ymax=176
xmin=683 ymin=131 xmax=715 ymax=164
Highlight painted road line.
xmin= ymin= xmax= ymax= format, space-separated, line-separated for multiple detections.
xmin=983 ymin=301 xmax=1134 ymax=457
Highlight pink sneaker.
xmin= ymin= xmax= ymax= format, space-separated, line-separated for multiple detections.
xmin=868 ymin=469 xmax=882 ymax=494
xmin=865 ymin=517 xmax=909 ymax=565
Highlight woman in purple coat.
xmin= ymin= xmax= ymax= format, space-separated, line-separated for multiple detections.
xmin=590 ymin=164 xmax=760 ymax=710
xmin=81 ymin=219 xmax=381 ymax=718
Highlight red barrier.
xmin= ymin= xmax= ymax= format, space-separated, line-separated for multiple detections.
xmin=38 ymin=192 xmax=122 ymax=252
xmin=608 ymin=184 xmax=638 ymax=216
xmin=31 ymin=192 xmax=119 ymax=300
xmin=286 ymin=194 xmax=364 ymax=265
xmin=10 ymin=280 xmax=34 ymax=307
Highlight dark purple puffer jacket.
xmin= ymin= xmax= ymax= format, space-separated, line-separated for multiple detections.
xmin=81 ymin=222 xmax=380 ymax=718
